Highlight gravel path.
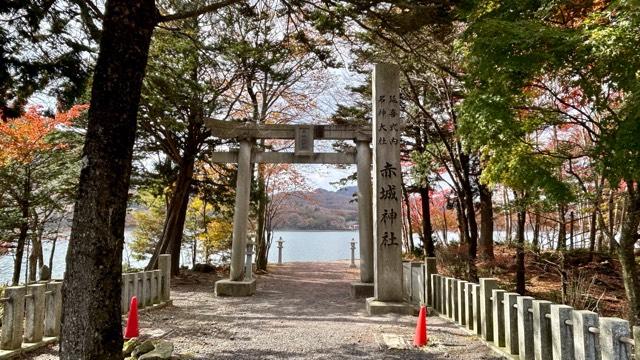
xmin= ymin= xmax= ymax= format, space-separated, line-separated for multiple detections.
xmin=30 ymin=261 xmax=503 ymax=359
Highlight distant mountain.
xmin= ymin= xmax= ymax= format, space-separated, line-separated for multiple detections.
xmin=273 ymin=186 xmax=359 ymax=230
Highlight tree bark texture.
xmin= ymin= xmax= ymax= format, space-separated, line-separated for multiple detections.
xmin=556 ymin=204 xmax=567 ymax=250
xmin=256 ymin=167 xmax=268 ymax=271
xmin=617 ymin=184 xmax=640 ymax=325
xmin=146 ymin=156 xmax=195 ymax=275
xmin=60 ymin=1 xmax=157 ymax=358
xmin=516 ymin=208 xmax=526 ymax=295
xmin=418 ymin=186 xmax=435 ymax=257
xmin=478 ymin=184 xmax=494 ymax=260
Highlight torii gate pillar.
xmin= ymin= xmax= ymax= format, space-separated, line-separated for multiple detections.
xmin=350 ymin=139 xmax=375 ymax=298
xmin=215 ymin=138 xmax=256 ymax=296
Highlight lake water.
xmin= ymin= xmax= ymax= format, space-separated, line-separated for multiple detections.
xmin=0 ymin=230 xmax=360 ymax=285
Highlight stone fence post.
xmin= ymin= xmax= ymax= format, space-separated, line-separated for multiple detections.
xmin=572 ymin=310 xmax=599 ymax=360
xmin=425 ymin=258 xmax=436 ymax=307
xmin=44 ymin=281 xmax=62 ymax=337
xmin=599 ymin=317 xmax=631 ymax=360
xmin=492 ymin=289 xmax=506 ymax=348
xmin=517 ymin=296 xmax=535 ymax=360
xmin=465 ymin=282 xmax=475 ymax=331
xmin=121 ymin=273 xmax=129 ymax=314
xmin=634 ymin=326 xmax=640 ymax=360
xmin=144 ymin=271 xmax=152 ymax=307
xmin=480 ymin=278 xmax=498 ymax=341
xmin=504 ymin=292 xmax=520 ymax=355
xmin=153 ymin=269 xmax=161 ymax=304
xmin=472 ymin=284 xmax=481 ymax=335
xmin=159 ymin=254 xmax=171 ymax=301
xmin=0 ymin=286 xmax=26 ymax=350
xmin=532 ymin=300 xmax=552 ymax=360
xmin=457 ymin=280 xmax=467 ymax=326
xmin=25 ymin=283 xmax=46 ymax=343
xmin=136 ymin=272 xmax=145 ymax=309
xmin=551 ymin=304 xmax=574 ymax=360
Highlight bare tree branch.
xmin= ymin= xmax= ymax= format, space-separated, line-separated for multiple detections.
xmin=159 ymin=0 xmax=243 ymax=23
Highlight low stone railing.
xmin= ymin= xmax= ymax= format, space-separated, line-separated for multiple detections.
xmin=403 ymin=258 xmax=638 ymax=360
xmin=0 ymin=254 xmax=172 ymax=359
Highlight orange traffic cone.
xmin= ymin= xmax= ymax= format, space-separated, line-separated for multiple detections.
xmin=413 ymin=305 xmax=428 ymax=347
xmin=124 ymin=296 xmax=139 ymax=339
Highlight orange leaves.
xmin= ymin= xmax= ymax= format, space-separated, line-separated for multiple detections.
xmin=0 ymin=105 xmax=88 ymax=164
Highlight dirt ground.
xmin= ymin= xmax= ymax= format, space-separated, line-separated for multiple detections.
xmin=29 ymin=261 xmax=503 ymax=359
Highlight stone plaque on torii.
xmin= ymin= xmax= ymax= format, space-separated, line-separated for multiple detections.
xmin=206 ymin=64 xmax=413 ymax=315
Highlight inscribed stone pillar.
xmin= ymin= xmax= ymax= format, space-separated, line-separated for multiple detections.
xmin=356 ymin=140 xmax=374 ymax=283
xmin=230 ymin=139 xmax=253 ymax=281
xmin=372 ymin=63 xmax=403 ymax=302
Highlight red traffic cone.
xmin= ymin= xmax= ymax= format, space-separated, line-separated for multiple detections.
xmin=413 ymin=305 xmax=428 ymax=347
xmin=124 ymin=296 xmax=139 ymax=339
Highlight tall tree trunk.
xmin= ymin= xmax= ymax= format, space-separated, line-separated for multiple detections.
xmin=461 ymin=176 xmax=478 ymax=281
xmin=516 ymin=207 xmax=526 ymax=295
xmin=504 ymin=189 xmax=512 ymax=243
xmin=455 ymin=197 xmax=468 ymax=243
xmin=401 ymin=180 xmax=414 ymax=253
xmin=13 ymin=222 xmax=27 ymax=285
xmin=478 ymin=184 xmax=494 ymax=260
xmin=418 ymin=186 xmax=435 ymax=257
xmin=13 ymin=169 xmax=31 ymax=286
xmin=147 ymin=156 xmax=195 ymax=274
xmin=569 ymin=211 xmax=574 ymax=250
xmin=532 ymin=211 xmax=540 ymax=253
xmin=589 ymin=206 xmax=598 ymax=255
xmin=48 ymin=237 xmax=57 ymax=271
xmin=617 ymin=183 xmax=640 ymax=325
xmin=60 ymin=1 xmax=157 ymax=358
xmin=556 ymin=204 xmax=567 ymax=251
xmin=28 ymin=235 xmax=42 ymax=282
xmin=255 ymin=166 xmax=269 ymax=271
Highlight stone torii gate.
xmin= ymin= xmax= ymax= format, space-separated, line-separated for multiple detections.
xmin=207 ymin=64 xmax=412 ymax=315
xmin=205 ymin=119 xmax=375 ymax=298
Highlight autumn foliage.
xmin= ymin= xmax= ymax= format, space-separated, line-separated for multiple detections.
xmin=0 ymin=105 xmax=88 ymax=164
